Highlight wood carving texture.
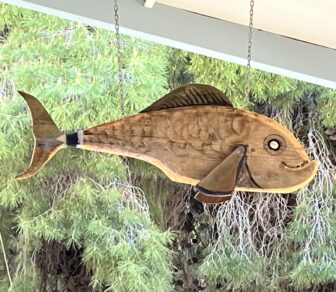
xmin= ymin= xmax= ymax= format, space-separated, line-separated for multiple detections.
xmin=80 ymin=106 xmax=317 ymax=193
xmin=81 ymin=107 xmax=248 ymax=182
xmin=17 ymin=84 xmax=318 ymax=202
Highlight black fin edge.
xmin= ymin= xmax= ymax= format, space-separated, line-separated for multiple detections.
xmin=194 ymin=185 xmax=232 ymax=196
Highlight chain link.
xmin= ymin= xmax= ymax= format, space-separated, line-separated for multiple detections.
xmin=244 ymin=0 xmax=255 ymax=100
xmin=113 ymin=0 xmax=125 ymax=116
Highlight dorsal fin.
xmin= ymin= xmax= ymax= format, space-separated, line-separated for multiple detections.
xmin=141 ymin=84 xmax=232 ymax=113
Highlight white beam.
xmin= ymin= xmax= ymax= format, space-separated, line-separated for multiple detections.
xmin=144 ymin=0 xmax=156 ymax=8
xmin=1 ymin=0 xmax=336 ymax=89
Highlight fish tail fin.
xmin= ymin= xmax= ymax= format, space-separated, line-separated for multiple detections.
xmin=16 ymin=91 xmax=66 ymax=180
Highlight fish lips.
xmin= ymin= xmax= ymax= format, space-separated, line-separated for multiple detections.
xmin=282 ymin=160 xmax=309 ymax=170
xmin=246 ymin=158 xmax=319 ymax=193
xmin=281 ymin=159 xmax=318 ymax=172
xmin=279 ymin=159 xmax=319 ymax=192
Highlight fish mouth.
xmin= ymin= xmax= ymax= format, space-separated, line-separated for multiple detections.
xmin=282 ymin=160 xmax=310 ymax=170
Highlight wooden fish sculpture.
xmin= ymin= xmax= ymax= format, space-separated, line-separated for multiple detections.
xmin=16 ymin=84 xmax=318 ymax=203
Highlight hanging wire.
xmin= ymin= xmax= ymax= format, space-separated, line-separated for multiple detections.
xmin=0 ymin=232 xmax=12 ymax=286
xmin=244 ymin=0 xmax=255 ymax=100
xmin=113 ymin=0 xmax=126 ymax=116
xmin=113 ymin=0 xmax=132 ymax=170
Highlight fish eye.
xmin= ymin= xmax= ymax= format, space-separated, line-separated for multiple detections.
xmin=268 ymin=139 xmax=280 ymax=151
xmin=264 ymin=135 xmax=286 ymax=153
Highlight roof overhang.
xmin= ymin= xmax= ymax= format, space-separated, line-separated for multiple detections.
xmin=2 ymin=0 xmax=336 ymax=89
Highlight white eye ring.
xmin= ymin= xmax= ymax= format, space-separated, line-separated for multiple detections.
xmin=269 ymin=139 xmax=280 ymax=151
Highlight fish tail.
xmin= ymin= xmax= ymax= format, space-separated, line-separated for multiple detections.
xmin=16 ymin=91 xmax=66 ymax=180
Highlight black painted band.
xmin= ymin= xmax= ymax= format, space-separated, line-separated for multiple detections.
xmin=66 ymin=132 xmax=78 ymax=147
xmin=195 ymin=185 xmax=232 ymax=196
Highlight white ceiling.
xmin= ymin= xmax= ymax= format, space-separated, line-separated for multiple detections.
xmin=157 ymin=0 xmax=336 ymax=49
xmin=2 ymin=0 xmax=336 ymax=89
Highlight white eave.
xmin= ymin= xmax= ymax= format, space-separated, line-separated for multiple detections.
xmin=1 ymin=0 xmax=336 ymax=89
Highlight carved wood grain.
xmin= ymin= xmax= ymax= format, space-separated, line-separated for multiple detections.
xmin=79 ymin=105 xmax=318 ymax=193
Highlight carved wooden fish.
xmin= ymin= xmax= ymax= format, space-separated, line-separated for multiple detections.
xmin=16 ymin=84 xmax=318 ymax=203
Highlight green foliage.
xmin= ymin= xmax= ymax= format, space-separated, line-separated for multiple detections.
xmin=19 ymin=178 xmax=173 ymax=291
xmin=185 ymin=53 xmax=336 ymax=127
xmin=318 ymin=89 xmax=336 ymax=127
xmin=286 ymin=117 xmax=336 ymax=289
xmin=184 ymin=52 xmax=336 ymax=290
xmin=0 ymin=3 xmax=173 ymax=291
xmin=7 ymin=265 xmax=39 ymax=292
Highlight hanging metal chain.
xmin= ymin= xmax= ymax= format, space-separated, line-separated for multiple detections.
xmin=244 ymin=0 xmax=255 ymax=100
xmin=113 ymin=0 xmax=125 ymax=116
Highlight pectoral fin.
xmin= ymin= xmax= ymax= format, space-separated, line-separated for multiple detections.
xmin=194 ymin=145 xmax=247 ymax=204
